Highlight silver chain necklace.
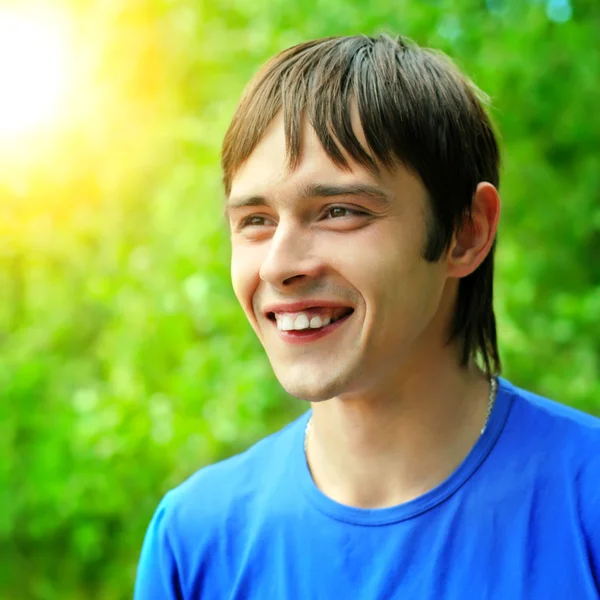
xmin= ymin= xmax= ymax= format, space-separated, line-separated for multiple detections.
xmin=304 ymin=375 xmax=498 ymax=456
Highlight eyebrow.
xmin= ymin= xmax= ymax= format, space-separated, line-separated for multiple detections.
xmin=224 ymin=182 xmax=392 ymax=220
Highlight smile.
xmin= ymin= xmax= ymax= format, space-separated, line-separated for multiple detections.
xmin=269 ymin=310 xmax=354 ymax=345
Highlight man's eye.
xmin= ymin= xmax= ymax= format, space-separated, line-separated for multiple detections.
xmin=324 ymin=206 xmax=366 ymax=219
xmin=238 ymin=207 xmax=366 ymax=228
xmin=239 ymin=215 xmax=270 ymax=228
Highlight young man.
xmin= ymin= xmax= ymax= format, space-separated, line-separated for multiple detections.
xmin=134 ymin=34 xmax=600 ymax=599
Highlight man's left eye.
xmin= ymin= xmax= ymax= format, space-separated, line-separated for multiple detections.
xmin=324 ymin=206 xmax=366 ymax=219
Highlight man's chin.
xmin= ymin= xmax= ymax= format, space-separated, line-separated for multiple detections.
xmin=284 ymin=388 xmax=335 ymax=403
xmin=274 ymin=369 xmax=348 ymax=403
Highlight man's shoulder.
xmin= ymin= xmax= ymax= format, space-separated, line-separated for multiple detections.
xmin=501 ymin=377 xmax=600 ymax=489
xmin=156 ymin=411 xmax=308 ymax=540
xmin=503 ymin=376 xmax=600 ymax=446
xmin=497 ymin=378 xmax=600 ymax=574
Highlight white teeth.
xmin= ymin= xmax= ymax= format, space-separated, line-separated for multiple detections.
xmin=276 ymin=312 xmax=333 ymax=331
xmin=294 ymin=314 xmax=310 ymax=330
xmin=309 ymin=316 xmax=323 ymax=328
xmin=280 ymin=315 xmax=295 ymax=331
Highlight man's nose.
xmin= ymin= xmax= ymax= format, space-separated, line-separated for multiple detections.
xmin=259 ymin=222 xmax=323 ymax=286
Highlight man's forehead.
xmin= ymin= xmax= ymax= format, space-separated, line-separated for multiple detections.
xmin=223 ymin=107 xmax=431 ymax=224
xmin=227 ymin=152 xmax=386 ymax=215
xmin=229 ymin=107 xmax=379 ymax=185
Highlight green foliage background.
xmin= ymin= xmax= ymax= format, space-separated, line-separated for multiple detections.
xmin=1 ymin=0 xmax=598 ymax=598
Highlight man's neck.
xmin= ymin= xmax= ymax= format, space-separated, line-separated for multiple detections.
xmin=306 ymin=362 xmax=492 ymax=509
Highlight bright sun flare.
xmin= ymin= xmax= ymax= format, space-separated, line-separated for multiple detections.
xmin=0 ymin=9 xmax=71 ymax=139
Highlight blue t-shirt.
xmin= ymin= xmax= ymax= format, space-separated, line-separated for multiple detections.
xmin=134 ymin=377 xmax=600 ymax=599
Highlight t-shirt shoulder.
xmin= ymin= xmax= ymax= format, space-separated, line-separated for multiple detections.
xmin=156 ymin=411 xmax=307 ymax=538
xmin=503 ymin=377 xmax=600 ymax=445
xmin=502 ymin=378 xmax=600 ymax=525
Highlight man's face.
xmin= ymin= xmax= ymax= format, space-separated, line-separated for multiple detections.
xmin=226 ymin=114 xmax=452 ymax=403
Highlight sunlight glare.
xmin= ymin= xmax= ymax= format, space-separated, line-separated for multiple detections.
xmin=0 ymin=9 xmax=72 ymax=139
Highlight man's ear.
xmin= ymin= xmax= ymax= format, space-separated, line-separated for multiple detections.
xmin=447 ymin=182 xmax=501 ymax=278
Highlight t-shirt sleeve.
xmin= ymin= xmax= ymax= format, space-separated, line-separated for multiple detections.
xmin=579 ymin=440 xmax=600 ymax=589
xmin=134 ymin=493 xmax=184 ymax=600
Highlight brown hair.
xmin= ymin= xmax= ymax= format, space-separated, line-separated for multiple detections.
xmin=221 ymin=34 xmax=501 ymax=376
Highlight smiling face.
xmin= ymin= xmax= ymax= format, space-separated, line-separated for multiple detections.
xmin=227 ymin=113 xmax=456 ymax=403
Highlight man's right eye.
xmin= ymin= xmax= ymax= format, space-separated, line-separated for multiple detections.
xmin=239 ymin=215 xmax=270 ymax=228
